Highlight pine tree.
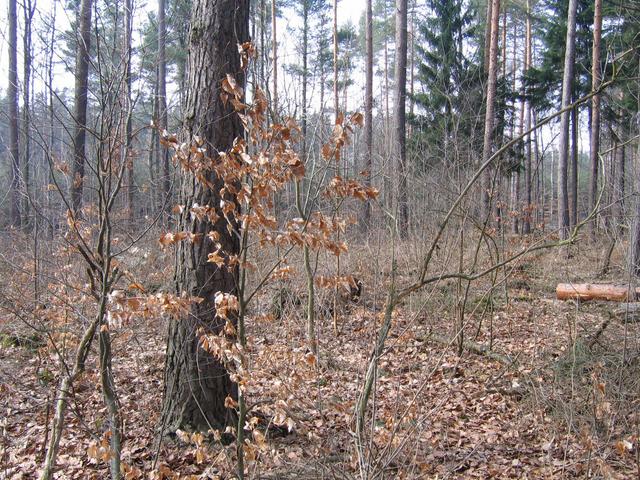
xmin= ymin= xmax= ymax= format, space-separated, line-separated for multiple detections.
xmin=411 ymin=0 xmax=476 ymax=166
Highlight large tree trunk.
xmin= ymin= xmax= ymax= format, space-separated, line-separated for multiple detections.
xmin=161 ymin=0 xmax=249 ymax=433
xmin=70 ymin=0 xmax=93 ymax=215
xmin=557 ymin=0 xmax=578 ymax=239
xmin=362 ymin=0 xmax=373 ymax=229
xmin=394 ymin=0 xmax=408 ymax=235
xmin=8 ymin=0 xmax=20 ymax=227
xmin=481 ymin=0 xmax=500 ymax=222
xmin=589 ymin=0 xmax=603 ymax=235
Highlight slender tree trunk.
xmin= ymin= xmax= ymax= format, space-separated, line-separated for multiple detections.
xmin=606 ymin=136 xmax=615 ymax=231
xmin=124 ymin=0 xmax=134 ymax=224
xmin=590 ymin=0 xmax=603 ymax=235
xmin=362 ymin=0 xmax=373 ymax=229
xmin=557 ymin=0 xmax=578 ymax=239
xmin=161 ymin=0 xmax=249 ymax=433
xmin=260 ymin=0 xmax=265 ymax=88
xmin=384 ymin=1 xmax=391 ymax=211
xmin=550 ymin=144 xmax=555 ymax=224
xmin=158 ymin=0 xmax=171 ymax=208
xmin=22 ymin=0 xmax=35 ymax=226
xmin=511 ymin=19 xmax=519 ymax=234
xmin=523 ymin=0 xmax=532 ymax=234
xmin=534 ymin=111 xmax=543 ymax=229
xmin=272 ymin=0 xmax=278 ymax=116
xmin=333 ymin=0 xmax=339 ymax=121
xmin=409 ymin=0 xmax=415 ymax=127
xmin=47 ymin=0 xmax=57 ymax=236
xmin=629 ymin=93 xmax=640 ymax=275
xmin=501 ymin=8 xmax=506 ymax=78
xmin=616 ymin=138 xmax=625 ymax=231
xmin=394 ymin=0 xmax=408 ymax=235
xmin=496 ymin=1 xmax=506 ymax=229
xmin=8 ymin=0 xmax=21 ymax=227
xmin=570 ymin=105 xmax=578 ymax=227
xmin=301 ymin=1 xmax=308 ymax=158
xmin=149 ymin=80 xmax=159 ymax=213
xmin=481 ymin=0 xmax=501 ymax=221
xmin=46 ymin=2 xmax=57 ymax=238
xmin=70 ymin=0 xmax=93 ymax=215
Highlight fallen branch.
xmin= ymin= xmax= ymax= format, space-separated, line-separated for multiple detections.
xmin=420 ymin=332 xmax=514 ymax=365
xmin=610 ymin=303 xmax=640 ymax=323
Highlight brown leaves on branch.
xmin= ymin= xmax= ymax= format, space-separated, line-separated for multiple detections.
xmin=107 ymin=290 xmax=200 ymax=326
xmin=326 ymin=175 xmax=379 ymax=201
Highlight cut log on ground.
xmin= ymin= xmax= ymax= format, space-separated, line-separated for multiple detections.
xmin=556 ymin=283 xmax=640 ymax=302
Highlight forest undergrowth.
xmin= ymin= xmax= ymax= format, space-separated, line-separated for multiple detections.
xmin=1 ymin=229 xmax=640 ymax=479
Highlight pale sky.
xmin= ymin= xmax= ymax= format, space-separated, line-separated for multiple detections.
xmin=0 ymin=0 xmax=367 ymax=99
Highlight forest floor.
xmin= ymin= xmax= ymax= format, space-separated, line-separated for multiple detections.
xmin=1 ymin=233 xmax=640 ymax=479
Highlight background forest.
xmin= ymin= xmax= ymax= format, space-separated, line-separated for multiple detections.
xmin=2 ymin=0 xmax=640 ymax=478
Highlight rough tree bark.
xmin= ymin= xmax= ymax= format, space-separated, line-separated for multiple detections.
xmin=161 ymin=0 xmax=249 ymax=433
xmin=395 ymin=0 xmax=408 ymax=235
xmin=557 ymin=0 xmax=578 ymax=239
xmin=70 ymin=0 xmax=93 ymax=215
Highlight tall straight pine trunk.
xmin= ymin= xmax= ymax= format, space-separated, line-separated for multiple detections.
xmin=589 ymin=0 xmax=603 ymax=235
xmin=557 ymin=0 xmax=578 ymax=239
xmin=394 ymin=0 xmax=408 ymax=235
xmin=362 ymin=0 xmax=373 ymax=228
xmin=481 ymin=0 xmax=500 ymax=222
xmin=523 ymin=0 xmax=532 ymax=234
